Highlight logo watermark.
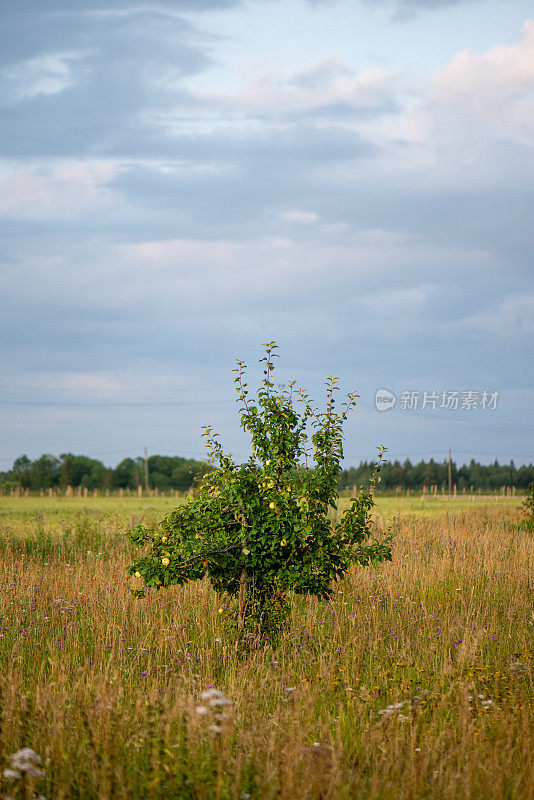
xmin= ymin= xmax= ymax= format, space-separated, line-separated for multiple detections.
xmin=374 ymin=389 xmax=499 ymax=412
xmin=375 ymin=388 xmax=396 ymax=412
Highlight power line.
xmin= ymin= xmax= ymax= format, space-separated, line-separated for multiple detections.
xmin=0 ymin=399 xmax=232 ymax=408
xmin=342 ymin=450 xmax=533 ymax=463
xmin=0 ymin=384 xmax=223 ymax=394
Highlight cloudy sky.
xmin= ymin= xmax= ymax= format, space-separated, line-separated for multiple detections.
xmin=1 ymin=0 xmax=533 ymax=470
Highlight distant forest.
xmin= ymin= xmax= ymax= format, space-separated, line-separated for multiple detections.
xmin=1 ymin=453 xmax=533 ymax=493
xmin=339 ymin=459 xmax=534 ymax=492
xmin=0 ymin=454 xmax=212 ymax=492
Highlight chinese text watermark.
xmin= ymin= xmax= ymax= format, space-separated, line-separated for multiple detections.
xmin=375 ymin=388 xmax=499 ymax=412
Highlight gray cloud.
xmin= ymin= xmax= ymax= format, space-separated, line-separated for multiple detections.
xmin=0 ymin=6 xmax=212 ymax=158
xmin=364 ymin=0 xmax=486 ymax=16
xmin=0 ymin=1 xmax=532 ymax=464
xmin=2 ymin=0 xmax=239 ymax=14
xmin=394 ymin=0 xmax=482 ymax=6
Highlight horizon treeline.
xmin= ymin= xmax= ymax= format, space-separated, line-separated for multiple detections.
xmin=0 ymin=453 xmax=213 ymax=492
xmin=1 ymin=453 xmax=533 ymax=493
xmin=340 ymin=458 xmax=534 ymax=492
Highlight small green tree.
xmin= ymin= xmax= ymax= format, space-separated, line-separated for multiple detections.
xmin=127 ymin=343 xmax=392 ymax=636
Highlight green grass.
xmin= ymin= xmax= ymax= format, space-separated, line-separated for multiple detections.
xmin=354 ymin=493 xmax=520 ymax=519
xmin=0 ymin=492 xmax=520 ymax=526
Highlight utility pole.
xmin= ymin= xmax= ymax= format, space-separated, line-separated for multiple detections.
xmin=448 ymin=448 xmax=452 ymax=496
xmin=144 ymin=446 xmax=149 ymax=495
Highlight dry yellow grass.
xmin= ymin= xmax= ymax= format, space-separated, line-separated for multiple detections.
xmin=0 ymin=500 xmax=532 ymax=799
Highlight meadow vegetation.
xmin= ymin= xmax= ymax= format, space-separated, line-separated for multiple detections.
xmin=0 ymin=495 xmax=532 ymax=799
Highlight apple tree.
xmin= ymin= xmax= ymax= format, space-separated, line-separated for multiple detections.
xmin=127 ymin=343 xmax=392 ymax=636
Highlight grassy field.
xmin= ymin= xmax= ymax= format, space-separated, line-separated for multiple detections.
xmin=0 ymin=495 xmax=532 ymax=799
xmin=0 ymin=492 xmax=520 ymax=524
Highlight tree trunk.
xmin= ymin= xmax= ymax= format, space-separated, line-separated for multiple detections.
xmin=238 ymin=568 xmax=248 ymax=631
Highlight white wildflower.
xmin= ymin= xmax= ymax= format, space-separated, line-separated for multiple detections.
xmin=200 ymin=688 xmax=226 ymax=701
xmin=509 ymin=661 xmax=528 ymax=677
xmin=209 ymin=696 xmax=233 ymax=707
xmin=2 ymin=768 xmax=21 ymax=780
xmin=200 ymin=688 xmax=233 ymax=707
xmin=468 ymin=693 xmax=494 ymax=711
xmin=196 ymin=687 xmax=233 ymax=734
xmin=6 ymin=748 xmax=45 ymax=779
xmin=378 ymin=701 xmax=407 ymax=716
xmin=26 ymin=765 xmax=46 ymax=778
xmin=10 ymin=748 xmax=42 ymax=769
xmin=51 ymin=599 xmax=69 ymax=609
